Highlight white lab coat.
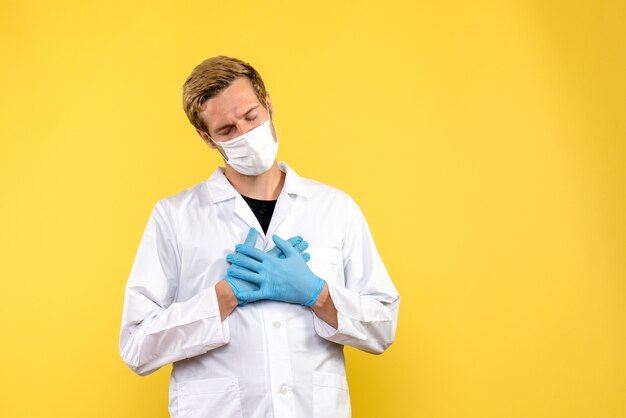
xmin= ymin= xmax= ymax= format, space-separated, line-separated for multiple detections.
xmin=119 ymin=161 xmax=400 ymax=418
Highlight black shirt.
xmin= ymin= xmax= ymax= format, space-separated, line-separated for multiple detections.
xmin=241 ymin=195 xmax=278 ymax=234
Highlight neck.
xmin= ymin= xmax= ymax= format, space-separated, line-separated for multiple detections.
xmin=224 ymin=162 xmax=284 ymax=200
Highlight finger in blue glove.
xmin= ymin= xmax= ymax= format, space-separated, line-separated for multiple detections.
xmin=267 ymin=235 xmax=311 ymax=261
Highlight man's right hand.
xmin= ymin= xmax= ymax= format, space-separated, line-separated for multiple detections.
xmin=224 ymin=228 xmax=310 ymax=307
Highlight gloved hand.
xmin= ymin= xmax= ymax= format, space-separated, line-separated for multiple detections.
xmin=225 ymin=228 xmax=310 ymax=306
xmin=226 ymin=234 xmax=325 ymax=306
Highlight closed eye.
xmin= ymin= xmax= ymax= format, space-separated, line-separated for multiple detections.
xmin=243 ymin=107 xmax=259 ymax=122
xmin=216 ymin=126 xmax=234 ymax=137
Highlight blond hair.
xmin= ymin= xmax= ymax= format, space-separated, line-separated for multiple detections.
xmin=182 ymin=56 xmax=268 ymax=134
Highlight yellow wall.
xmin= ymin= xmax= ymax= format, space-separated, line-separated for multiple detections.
xmin=1 ymin=1 xmax=624 ymax=416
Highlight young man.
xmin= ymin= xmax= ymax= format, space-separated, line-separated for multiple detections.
xmin=119 ymin=56 xmax=400 ymax=418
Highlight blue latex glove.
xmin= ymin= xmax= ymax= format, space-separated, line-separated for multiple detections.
xmin=226 ymin=234 xmax=325 ymax=306
xmin=225 ymin=228 xmax=310 ymax=306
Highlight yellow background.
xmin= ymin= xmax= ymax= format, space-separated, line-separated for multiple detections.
xmin=1 ymin=0 xmax=625 ymax=417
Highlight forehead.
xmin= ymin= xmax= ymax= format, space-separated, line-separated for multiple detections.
xmin=201 ymin=77 xmax=261 ymax=124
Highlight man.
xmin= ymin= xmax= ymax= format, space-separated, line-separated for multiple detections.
xmin=119 ymin=56 xmax=400 ymax=418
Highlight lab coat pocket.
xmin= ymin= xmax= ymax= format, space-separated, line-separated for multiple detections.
xmin=313 ymin=372 xmax=351 ymax=418
xmin=306 ymin=246 xmax=345 ymax=287
xmin=177 ymin=376 xmax=243 ymax=418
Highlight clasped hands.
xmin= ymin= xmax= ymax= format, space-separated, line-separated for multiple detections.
xmin=224 ymin=228 xmax=325 ymax=307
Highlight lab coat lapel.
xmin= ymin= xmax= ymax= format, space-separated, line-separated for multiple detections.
xmin=265 ymin=188 xmax=292 ymax=238
xmin=265 ymin=162 xmax=308 ymax=238
xmin=205 ymin=167 xmax=263 ymax=234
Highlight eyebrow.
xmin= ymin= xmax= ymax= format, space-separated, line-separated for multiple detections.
xmin=214 ymin=105 xmax=261 ymax=134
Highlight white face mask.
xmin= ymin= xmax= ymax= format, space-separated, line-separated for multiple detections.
xmin=209 ymin=109 xmax=279 ymax=176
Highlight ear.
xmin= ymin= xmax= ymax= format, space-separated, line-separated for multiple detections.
xmin=196 ymin=129 xmax=217 ymax=149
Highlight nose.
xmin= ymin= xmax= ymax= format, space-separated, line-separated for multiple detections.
xmin=234 ymin=121 xmax=250 ymax=136
xmin=234 ymin=114 xmax=269 ymax=137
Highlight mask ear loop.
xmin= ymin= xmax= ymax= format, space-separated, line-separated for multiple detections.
xmin=267 ymin=104 xmax=279 ymax=144
xmin=206 ymin=133 xmax=229 ymax=163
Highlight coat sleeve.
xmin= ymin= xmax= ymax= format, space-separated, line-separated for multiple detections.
xmin=312 ymin=195 xmax=400 ymax=354
xmin=119 ymin=200 xmax=230 ymax=376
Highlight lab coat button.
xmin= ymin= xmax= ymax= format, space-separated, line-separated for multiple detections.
xmin=279 ymin=384 xmax=289 ymax=394
xmin=273 ymin=321 xmax=281 ymax=329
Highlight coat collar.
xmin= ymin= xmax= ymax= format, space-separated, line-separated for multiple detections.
xmin=204 ymin=161 xmax=308 ymax=204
